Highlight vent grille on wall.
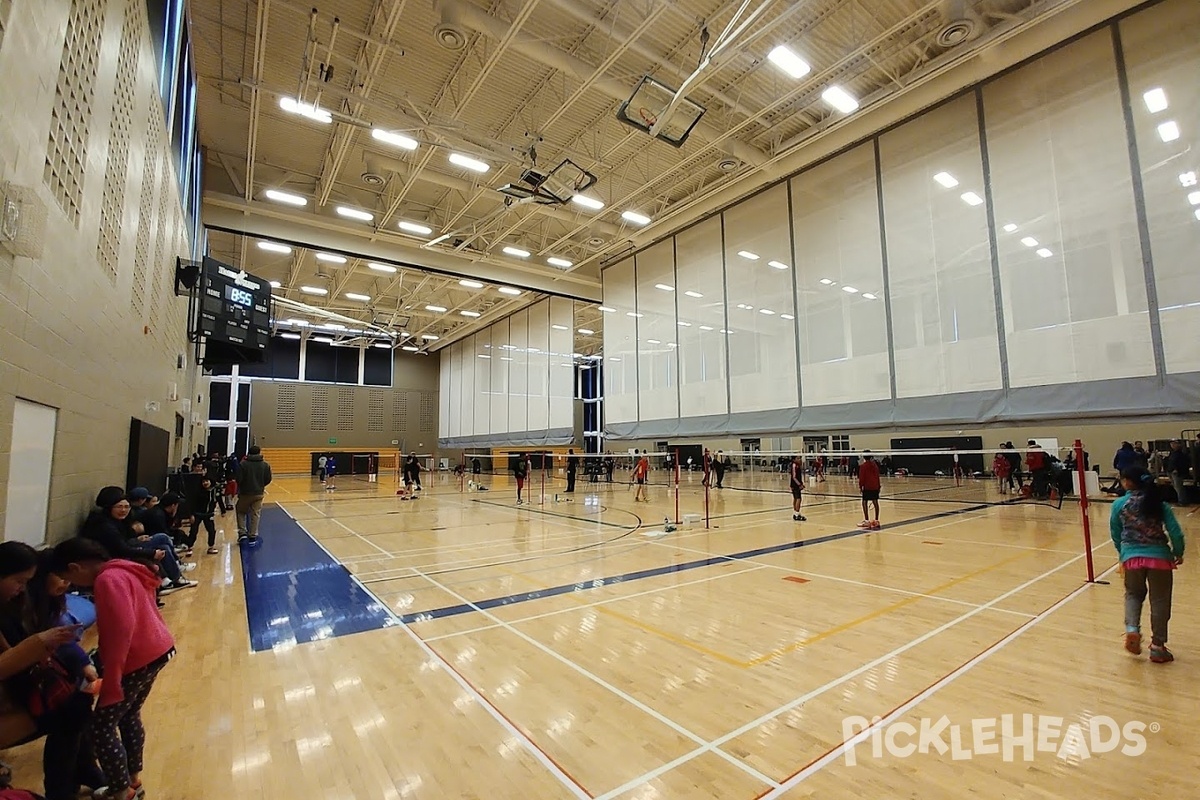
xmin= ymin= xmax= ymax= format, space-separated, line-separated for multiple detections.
xmin=131 ymin=108 xmax=160 ymax=316
xmin=96 ymin=0 xmax=141 ymax=283
xmin=276 ymin=385 xmax=296 ymax=431
xmin=420 ymin=392 xmax=436 ymax=430
xmin=45 ymin=0 xmax=104 ymax=224
xmin=337 ymin=388 xmax=355 ymax=431
xmin=148 ymin=151 xmax=172 ymax=329
xmin=368 ymin=390 xmax=385 ymax=432
xmin=392 ymin=394 xmax=408 ymax=431
xmin=310 ymin=388 xmax=329 ymax=431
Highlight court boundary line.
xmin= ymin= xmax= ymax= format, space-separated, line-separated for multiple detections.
xmin=757 ymin=558 xmax=1123 ymax=797
xmin=274 ymin=503 xmax=594 ymax=800
xmin=593 ymin=542 xmax=1110 ymax=799
xmin=409 ymin=564 xmax=783 ymax=795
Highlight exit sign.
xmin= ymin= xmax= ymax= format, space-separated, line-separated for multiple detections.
xmin=328 ymin=438 xmax=337 ymax=444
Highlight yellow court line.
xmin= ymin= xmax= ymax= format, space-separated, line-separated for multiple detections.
xmin=742 ymin=549 xmax=1035 ymax=668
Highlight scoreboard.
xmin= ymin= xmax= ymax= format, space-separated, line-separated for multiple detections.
xmin=198 ymin=257 xmax=272 ymax=350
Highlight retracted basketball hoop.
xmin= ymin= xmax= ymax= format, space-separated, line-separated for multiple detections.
xmin=616 ymin=75 xmax=706 ymax=148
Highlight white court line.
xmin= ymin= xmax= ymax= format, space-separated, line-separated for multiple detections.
xmin=760 ymin=558 xmax=1123 ymax=796
xmin=595 ymin=541 xmax=1110 ymax=800
xmin=275 ymin=505 xmax=591 ymax=800
xmin=410 ymin=565 xmax=783 ymax=794
xmin=419 ymin=564 xmax=769 ymax=642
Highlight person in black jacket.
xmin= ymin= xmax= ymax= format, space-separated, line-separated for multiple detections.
xmin=139 ymin=492 xmax=184 ymax=549
xmin=1166 ymin=439 xmax=1190 ymax=505
xmin=184 ymin=476 xmax=220 ymax=555
xmin=565 ymin=450 xmax=578 ymax=493
xmin=80 ymin=488 xmax=195 ymax=594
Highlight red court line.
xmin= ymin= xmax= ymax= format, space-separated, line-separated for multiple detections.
xmin=782 ymin=576 xmax=811 ymax=584
xmin=750 ymin=576 xmax=1112 ymax=798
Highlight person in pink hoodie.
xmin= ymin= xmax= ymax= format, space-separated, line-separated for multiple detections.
xmin=50 ymin=539 xmax=176 ymax=800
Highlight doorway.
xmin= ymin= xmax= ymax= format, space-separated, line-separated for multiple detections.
xmin=4 ymin=399 xmax=58 ymax=545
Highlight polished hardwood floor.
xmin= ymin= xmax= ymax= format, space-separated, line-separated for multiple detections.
xmin=5 ymin=468 xmax=1195 ymax=798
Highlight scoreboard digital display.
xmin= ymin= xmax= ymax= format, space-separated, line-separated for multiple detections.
xmin=198 ymin=257 xmax=272 ymax=350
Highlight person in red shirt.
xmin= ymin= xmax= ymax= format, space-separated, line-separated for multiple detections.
xmin=50 ymin=539 xmax=176 ymax=800
xmin=633 ymin=451 xmax=650 ymax=502
xmin=857 ymin=451 xmax=882 ymax=530
xmin=789 ymin=455 xmax=807 ymax=521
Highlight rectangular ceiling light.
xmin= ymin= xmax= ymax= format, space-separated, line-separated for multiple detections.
xmin=655 ymin=283 xmax=674 ymax=292
xmin=269 ymin=280 xmax=282 ymax=288
xmin=402 ymin=345 xmax=419 ymax=352
xmin=372 ymin=128 xmax=419 ymax=150
xmin=449 ymin=153 xmax=489 ymax=172
xmin=547 ymin=257 xmax=573 ymax=268
xmin=758 ymin=308 xmax=775 ymax=315
xmin=626 ymin=311 xmax=643 ymax=318
xmin=932 ymin=171 xmax=958 ymax=188
xmin=498 ymin=287 xmax=522 ymax=296
xmin=311 ymin=335 xmax=334 ymax=343
xmin=502 ymin=246 xmax=530 ymax=258
xmin=1003 ymin=223 xmax=1018 ymax=233
xmin=368 ymin=262 xmax=397 ymax=273
xmin=279 ymin=332 xmax=302 ymax=340
xmin=258 ymin=241 xmax=291 ymax=254
xmin=684 ymin=290 xmax=703 ymax=298
xmin=699 ymin=325 xmax=713 ymax=331
xmin=768 ymin=261 xmax=789 ymax=270
xmin=677 ymin=321 xmax=691 ymax=327
xmin=300 ymin=286 xmax=328 ymax=295
xmin=572 ymin=195 xmax=605 ymax=210
xmin=459 ymin=279 xmax=484 ymax=288
xmin=767 ymin=45 xmax=811 ymax=79
xmin=316 ymin=253 xmax=346 ymax=264
xmin=841 ymin=285 xmax=858 ymax=294
xmin=1020 ymin=236 xmax=1039 ymax=247
xmin=425 ymin=305 xmax=447 ymax=313
xmin=819 ymin=278 xmax=834 ymax=285
xmin=1188 ymin=191 xmax=1200 ymax=205
xmin=1157 ymin=120 xmax=1181 ymax=142
xmin=1036 ymin=248 xmax=1053 ymax=258
xmin=460 ymin=310 xmax=481 ymax=317
xmin=861 ymin=293 xmax=877 ymax=300
xmin=551 ymin=324 xmax=568 ymax=330
xmin=737 ymin=250 xmax=759 ymax=260
xmin=578 ymin=328 xmax=594 ymax=335
xmin=1143 ymin=87 xmax=1168 ymax=114
xmin=421 ymin=334 xmax=439 ymax=340
xmin=821 ymin=85 xmax=859 ymax=114
xmin=345 ymin=292 xmax=371 ymax=302
xmin=373 ymin=343 xmax=392 ymax=349
xmin=264 ymin=189 xmax=307 ymax=206
xmin=1181 ymin=171 xmax=1198 ymax=187
xmin=780 ymin=314 xmax=794 ymax=320
xmin=398 ymin=221 xmax=433 ymax=235
xmin=960 ymin=191 xmax=984 ymax=206
xmin=646 ymin=339 xmax=661 ymax=345
xmin=336 ymin=206 xmax=374 ymax=222
xmin=279 ymin=96 xmax=331 ymax=124
xmin=621 ymin=210 xmax=651 ymax=226
xmin=286 ymin=318 xmax=309 ymax=326
xmin=598 ymin=305 xmax=615 ymax=313
xmin=478 ymin=354 xmax=491 ymax=359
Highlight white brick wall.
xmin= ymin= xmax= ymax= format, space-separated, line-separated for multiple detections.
xmin=0 ymin=0 xmax=197 ymax=542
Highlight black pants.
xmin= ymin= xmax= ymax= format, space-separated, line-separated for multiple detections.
xmin=40 ymin=691 xmax=105 ymax=800
xmin=187 ymin=514 xmax=216 ymax=548
xmin=714 ymin=468 xmax=725 ymax=488
xmin=566 ymin=471 xmax=576 ymax=492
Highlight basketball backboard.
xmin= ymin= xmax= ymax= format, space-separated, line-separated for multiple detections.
xmin=616 ymin=76 xmax=706 ymax=147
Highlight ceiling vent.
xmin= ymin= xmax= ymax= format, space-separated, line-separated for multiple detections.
xmin=936 ymin=18 xmax=977 ymax=48
xmin=717 ymin=158 xmax=739 ymax=173
xmin=361 ymin=170 xmax=386 ymax=187
xmin=434 ymin=22 xmax=468 ymax=51
xmin=586 ymin=237 xmax=606 ymax=250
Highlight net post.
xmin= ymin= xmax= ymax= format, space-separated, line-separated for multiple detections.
xmin=540 ymin=453 xmax=546 ymax=506
xmin=460 ymin=452 xmax=466 ymax=493
xmin=674 ymin=448 xmax=680 ymax=525
xmin=1075 ymin=439 xmax=1096 ymax=583
xmin=704 ymin=476 xmax=710 ymax=529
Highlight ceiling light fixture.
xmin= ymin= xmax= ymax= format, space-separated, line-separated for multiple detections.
xmin=345 ymin=292 xmax=371 ymax=301
xmin=1157 ymin=121 xmax=1181 ymax=142
xmin=684 ymin=290 xmax=703 ymax=298
xmin=1003 ymin=223 xmax=1018 ymax=233
xmin=1143 ymin=87 xmax=1168 ymax=114
xmin=547 ymin=257 xmax=573 ymax=268
xmin=626 ymin=312 xmax=643 ymax=318
xmin=737 ymin=250 xmax=760 ymax=260
xmin=279 ymin=96 xmax=331 ymax=124
xmin=960 ymin=191 xmax=984 ymax=206
xmin=578 ymin=328 xmax=594 ymax=335
xmin=373 ymin=343 xmax=392 ymax=349
xmin=336 ymin=206 xmax=373 ymax=222
xmin=315 ymin=252 xmax=346 ymax=264
xmin=478 ymin=354 xmax=491 ymax=359
xmin=324 ymin=323 xmax=346 ymax=330
xmin=311 ymin=335 xmax=334 ymax=343
xmin=759 ymin=308 xmax=775 ymax=315
xmin=621 ymin=210 xmax=651 ymax=226
xmin=932 ymin=171 xmax=959 ymax=188
xmin=571 ymin=195 xmax=605 ymax=210
xmin=425 ymin=305 xmax=447 ymax=313
xmin=842 ymin=286 xmax=859 ymax=294
xmin=257 ymin=241 xmax=291 ymax=254
xmin=822 ymin=85 xmax=859 ymax=114
xmin=819 ymin=278 xmax=834 ymax=285
xmin=646 ymin=339 xmax=661 ymax=345
xmin=502 ymin=246 xmax=530 ymax=258
xmin=279 ymin=332 xmax=301 ymax=340
xmin=1180 ymin=172 xmax=1198 ymax=187
xmin=655 ymin=283 xmax=674 ymax=292
xmin=678 ymin=321 xmax=691 ymax=327
xmin=398 ymin=221 xmax=433 ymax=235
xmin=1188 ymin=191 xmax=1200 ymax=205
xmin=269 ymin=280 xmax=282 ymax=288
xmin=598 ymin=306 xmax=615 ymax=313
xmin=299 ymin=286 xmax=327 ymax=295
xmin=286 ymin=318 xmax=309 ymax=326
xmin=460 ymin=310 xmax=481 ymax=317
xmin=1036 ymin=248 xmax=1053 ymax=258
xmin=371 ymin=128 xmax=419 ymax=150
xmin=699 ymin=325 xmax=714 ymax=331
xmin=368 ymin=262 xmax=397 ymax=273
xmin=551 ymin=324 xmax=568 ymax=330
xmin=421 ymin=334 xmax=439 ymax=340
xmin=768 ymin=260 xmax=789 ymax=270
xmin=1020 ymin=236 xmax=1039 ymax=247
xmin=402 ymin=345 xmax=419 ymax=352
xmin=498 ymin=287 xmax=522 ymax=296
xmin=781 ymin=314 xmax=794 ymax=320
xmin=449 ymin=153 xmax=489 ymax=172
xmin=459 ymin=279 xmax=484 ymax=288
xmin=264 ymin=189 xmax=307 ymax=206
xmin=767 ymin=45 xmax=811 ymax=79
xmin=862 ymin=293 xmax=877 ymax=300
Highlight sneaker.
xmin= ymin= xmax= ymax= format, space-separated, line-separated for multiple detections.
xmin=869 ymin=521 xmax=881 ymax=530
xmin=857 ymin=520 xmax=871 ymax=528
xmin=237 ymin=533 xmax=249 ymax=544
xmin=179 ymin=561 xmax=197 ymax=572
xmin=1124 ymin=631 xmax=1142 ymax=655
xmin=93 ymin=785 xmax=144 ymax=800
xmin=161 ymin=579 xmax=197 ymax=595
xmin=206 ymin=547 xmax=219 ymax=555
xmin=1149 ymin=644 xmax=1174 ymax=663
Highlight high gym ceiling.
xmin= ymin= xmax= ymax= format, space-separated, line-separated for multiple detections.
xmin=194 ymin=0 xmax=1095 ymax=355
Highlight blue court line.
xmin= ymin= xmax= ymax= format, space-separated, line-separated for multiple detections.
xmin=398 ymin=502 xmax=994 ymax=624
xmin=242 ymin=505 xmax=398 ymax=652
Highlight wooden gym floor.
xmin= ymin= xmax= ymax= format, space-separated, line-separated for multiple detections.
xmin=5 ymin=467 xmax=1196 ymax=798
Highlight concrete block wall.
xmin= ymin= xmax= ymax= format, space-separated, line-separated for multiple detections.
xmin=0 ymin=0 xmax=197 ymax=542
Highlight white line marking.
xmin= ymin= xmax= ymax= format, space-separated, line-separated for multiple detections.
xmin=276 ymin=504 xmax=590 ymax=800
xmin=595 ymin=542 xmax=1111 ymax=799
xmin=410 ymin=565 xmax=782 ymax=793
xmin=759 ymin=558 xmax=1123 ymax=796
